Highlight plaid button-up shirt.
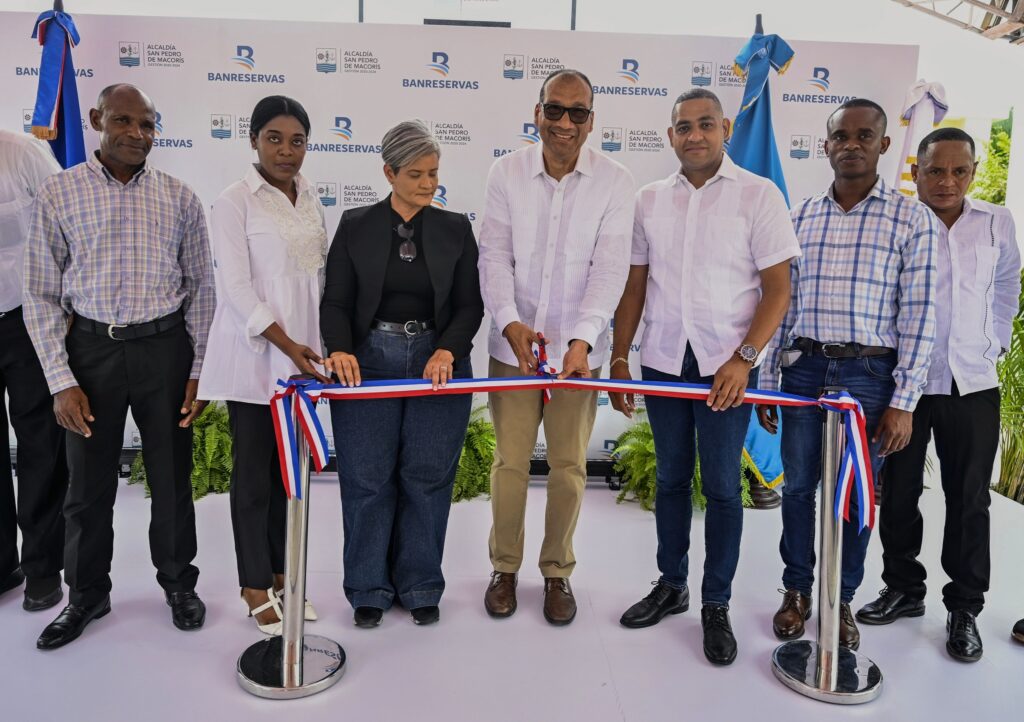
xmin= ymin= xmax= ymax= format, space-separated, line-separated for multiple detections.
xmin=760 ymin=177 xmax=937 ymax=411
xmin=23 ymin=152 xmax=215 ymax=394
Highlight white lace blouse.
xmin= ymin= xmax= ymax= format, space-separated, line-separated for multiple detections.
xmin=198 ymin=166 xmax=328 ymax=404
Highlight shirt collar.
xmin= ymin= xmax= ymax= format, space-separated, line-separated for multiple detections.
xmin=87 ymin=150 xmax=149 ymax=185
xmin=670 ymin=152 xmax=736 ymax=189
xmin=244 ymin=164 xmax=311 ymax=197
xmin=530 ymin=142 xmax=594 ymax=179
xmin=819 ymin=175 xmax=887 ymax=207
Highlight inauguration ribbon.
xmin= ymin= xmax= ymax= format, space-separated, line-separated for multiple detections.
xmin=270 ymin=376 xmax=876 ymax=530
xmin=533 ymin=332 xmax=557 ymax=404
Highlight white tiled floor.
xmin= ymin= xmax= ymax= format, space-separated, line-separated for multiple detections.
xmin=1 ymin=475 xmax=1022 ymax=721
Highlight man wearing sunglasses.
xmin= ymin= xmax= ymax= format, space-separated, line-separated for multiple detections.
xmin=479 ymin=68 xmax=635 ymax=626
xmin=608 ymin=88 xmax=799 ymax=665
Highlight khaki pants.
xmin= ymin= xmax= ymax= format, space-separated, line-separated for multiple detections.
xmin=487 ymin=357 xmax=599 ymax=578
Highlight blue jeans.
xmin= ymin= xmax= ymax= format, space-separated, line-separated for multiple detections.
xmin=642 ymin=345 xmax=754 ymax=607
xmin=779 ymin=350 xmax=896 ymax=604
xmin=330 ymin=329 xmax=472 ymax=610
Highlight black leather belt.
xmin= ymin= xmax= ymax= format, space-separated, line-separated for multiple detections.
xmin=75 ymin=309 xmax=184 ymax=341
xmin=793 ymin=337 xmax=894 ymax=359
xmin=372 ymin=318 xmax=436 ymax=336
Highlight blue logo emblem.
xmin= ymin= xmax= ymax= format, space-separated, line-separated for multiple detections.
xmin=519 ymin=122 xmax=539 ymax=144
xmin=22 ymin=108 xmax=32 ymax=133
xmin=503 ymin=54 xmax=524 ymax=80
xmin=154 ymin=111 xmax=164 ymax=136
xmin=790 ymin=135 xmax=811 ymax=159
xmin=331 ymin=116 xmax=353 ymax=141
xmin=432 ymin=185 xmax=448 ymax=208
xmin=316 ymin=48 xmax=337 ymax=74
xmin=211 ymin=114 xmax=232 ymax=140
xmin=808 ymin=67 xmax=830 ymax=92
xmin=233 ymin=46 xmax=255 ymax=70
xmin=427 ymin=52 xmax=450 ymax=77
xmin=317 ymin=182 xmax=337 ymax=207
xmin=618 ymin=58 xmax=640 ymax=84
xmin=118 ymin=42 xmax=141 ymax=68
xmin=601 ymin=127 xmax=622 ymax=152
xmin=691 ymin=61 xmax=712 ymax=87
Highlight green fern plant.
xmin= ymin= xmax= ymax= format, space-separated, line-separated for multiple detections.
xmin=995 ymin=300 xmax=1024 ymax=504
xmin=451 ymin=406 xmax=496 ymax=502
xmin=127 ymin=402 xmax=233 ymax=501
xmin=612 ymin=410 xmax=753 ymax=512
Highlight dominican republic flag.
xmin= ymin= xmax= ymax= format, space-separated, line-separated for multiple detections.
xmin=30 ymin=8 xmax=86 ymax=168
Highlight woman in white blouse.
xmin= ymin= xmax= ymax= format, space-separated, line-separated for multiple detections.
xmin=198 ymin=96 xmax=329 ymax=635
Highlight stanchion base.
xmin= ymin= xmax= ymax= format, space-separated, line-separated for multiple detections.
xmin=771 ymin=640 xmax=882 ymax=705
xmin=237 ymin=634 xmax=346 ymax=699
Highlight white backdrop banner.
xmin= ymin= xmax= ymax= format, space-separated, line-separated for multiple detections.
xmin=0 ymin=12 xmax=918 ymax=460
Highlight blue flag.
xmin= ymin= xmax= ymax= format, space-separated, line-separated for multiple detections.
xmin=30 ymin=10 xmax=86 ymax=169
xmin=726 ymin=32 xmax=795 ymax=489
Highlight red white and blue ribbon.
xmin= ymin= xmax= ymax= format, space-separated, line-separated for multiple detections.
xmin=534 ymin=332 xmax=557 ymax=403
xmin=270 ymin=375 xmax=876 ymax=529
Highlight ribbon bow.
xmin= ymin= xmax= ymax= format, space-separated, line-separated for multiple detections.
xmin=534 ymin=332 xmax=558 ymax=404
xmin=270 ymin=378 xmax=330 ymax=499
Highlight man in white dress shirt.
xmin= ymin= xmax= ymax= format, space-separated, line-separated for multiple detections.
xmin=609 ymin=89 xmax=800 ymax=665
xmin=0 ymin=129 xmax=68 ymax=612
xmin=857 ymin=128 xmax=1021 ymax=663
xmin=478 ymin=69 xmax=635 ymax=625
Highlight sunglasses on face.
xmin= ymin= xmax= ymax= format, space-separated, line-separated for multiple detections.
xmin=540 ymin=103 xmax=593 ymax=124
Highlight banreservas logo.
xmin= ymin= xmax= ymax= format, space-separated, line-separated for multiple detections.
xmin=808 ymin=67 xmax=830 ymax=92
xmin=782 ymin=66 xmax=854 ymax=104
xmin=431 ymin=185 xmax=477 ymax=221
xmin=208 ymin=45 xmax=285 ymax=83
xmin=151 ymin=112 xmax=193 ymax=149
xmin=308 ymin=116 xmax=382 ymax=153
xmin=403 ymin=51 xmax=479 ymax=90
xmin=593 ymin=59 xmax=667 ymax=97
xmin=492 ymin=122 xmax=539 ymax=157
xmin=16 ymin=66 xmax=93 ymax=77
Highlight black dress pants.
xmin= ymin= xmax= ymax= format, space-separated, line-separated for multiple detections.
xmin=226 ymin=401 xmax=286 ymax=589
xmin=0 ymin=307 xmax=67 ymax=585
xmin=64 ymin=320 xmax=199 ymax=607
xmin=880 ymin=383 xmax=998 ymax=615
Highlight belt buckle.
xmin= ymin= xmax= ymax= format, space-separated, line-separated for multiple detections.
xmin=107 ymin=323 xmax=128 ymax=341
xmin=403 ymin=320 xmax=419 ymax=336
xmin=820 ymin=342 xmax=845 ymax=359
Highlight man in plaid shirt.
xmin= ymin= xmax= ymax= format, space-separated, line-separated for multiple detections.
xmin=756 ymin=98 xmax=937 ymax=651
xmin=23 ymin=84 xmax=215 ymax=650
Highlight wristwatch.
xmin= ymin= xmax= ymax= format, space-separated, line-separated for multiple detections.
xmin=736 ymin=344 xmax=758 ymax=365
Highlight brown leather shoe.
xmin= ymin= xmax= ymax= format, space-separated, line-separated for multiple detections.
xmin=839 ymin=602 xmax=861 ymax=650
xmin=773 ymin=589 xmax=812 ymax=640
xmin=484 ymin=572 xmax=517 ymax=618
xmin=543 ymin=577 xmax=577 ymax=626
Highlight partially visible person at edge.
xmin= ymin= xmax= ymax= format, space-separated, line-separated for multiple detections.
xmin=609 ymin=88 xmax=800 ymax=666
xmin=320 ymin=120 xmax=484 ymax=628
xmin=855 ymin=128 xmax=1020 ymax=663
xmin=0 ymin=129 xmax=68 ymax=614
xmin=197 ymin=95 xmax=329 ymax=636
xmin=756 ymin=97 xmax=937 ymax=653
xmin=23 ymin=83 xmax=215 ymax=650
xmin=478 ymin=68 xmax=635 ymax=626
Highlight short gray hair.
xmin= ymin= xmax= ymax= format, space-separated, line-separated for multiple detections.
xmin=380 ymin=120 xmax=441 ymax=172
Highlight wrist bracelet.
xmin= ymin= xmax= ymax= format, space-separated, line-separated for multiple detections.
xmin=610 ymin=357 xmax=629 ymax=368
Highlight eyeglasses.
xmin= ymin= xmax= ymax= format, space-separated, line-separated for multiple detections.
xmin=396 ymin=223 xmax=417 ymax=262
xmin=540 ymin=103 xmax=593 ymax=124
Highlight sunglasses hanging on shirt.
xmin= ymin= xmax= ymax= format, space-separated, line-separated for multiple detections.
xmin=396 ymin=223 xmax=417 ymax=262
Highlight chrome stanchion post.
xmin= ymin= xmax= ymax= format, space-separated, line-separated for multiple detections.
xmin=238 ymin=376 xmax=346 ymax=699
xmin=772 ymin=386 xmax=882 ymax=704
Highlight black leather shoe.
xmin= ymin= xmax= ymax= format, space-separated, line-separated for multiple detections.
xmin=24 ymin=585 xmax=63 ymax=612
xmin=1012 ymin=618 xmax=1024 ymax=644
xmin=701 ymin=605 xmax=737 ymax=666
xmin=855 ymin=587 xmax=925 ymax=625
xmin=946 ymin=610 xmax=983 ymax=662
xmin=0 ymin=566 xmax=25 ymax=596
xmin=36 ymin=596 xmax=111 ymax=650
xmin=354 ymin=606 xmax=383 ymax=628
xmin=620 ymin=581 xmax=689 ymax=628
xmin=166 ymin=591 xmax=206 ymax=631
xmin=411 ymin=605 xmax=440 ymax=625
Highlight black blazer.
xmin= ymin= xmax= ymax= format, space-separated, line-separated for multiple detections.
xmin=320 ymin=198 xmax=484 ymax=360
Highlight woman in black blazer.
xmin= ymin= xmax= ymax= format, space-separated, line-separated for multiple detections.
xmin=321 ymin=120 xmax=484 ymax=628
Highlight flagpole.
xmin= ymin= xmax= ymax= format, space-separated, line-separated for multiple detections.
xmin=771 ymin=387 xmax=883 ymax=704
xmin=237 ymin=375 xmax=346 ymax=699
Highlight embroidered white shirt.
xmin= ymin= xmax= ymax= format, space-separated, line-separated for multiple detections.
xmin=632 ymin=154 xmax=801 ymax=377
xmin=198 ymin=166 xmax=327 ymax=404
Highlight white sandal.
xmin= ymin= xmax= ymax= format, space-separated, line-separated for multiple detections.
xmin=274 ymin=588 xmax=318 ymax=621
xmin=243 ymin=588 xmax=283 ymax=636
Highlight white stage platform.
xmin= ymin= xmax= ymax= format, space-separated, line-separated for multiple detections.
xmin=2 ymin=474 xmax=1022 ymax=721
